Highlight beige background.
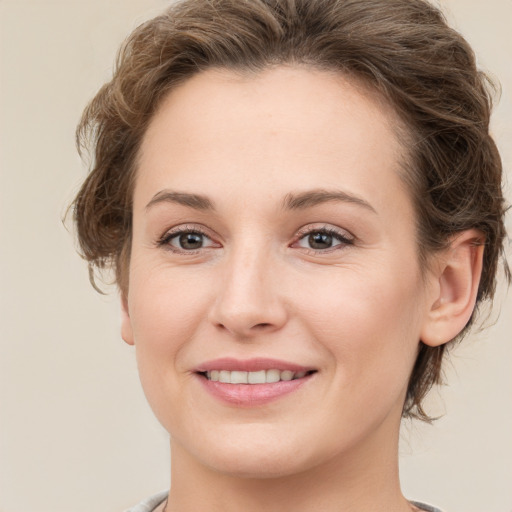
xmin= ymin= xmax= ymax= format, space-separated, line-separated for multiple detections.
xmin=0 ymin=1 xmax=510 ymax=511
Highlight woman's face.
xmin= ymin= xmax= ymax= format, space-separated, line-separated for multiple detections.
xmin=122 ymin=67 xmax=437 ymax=477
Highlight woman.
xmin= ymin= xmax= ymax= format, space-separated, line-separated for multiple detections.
xmin=72 ymin=0 xmax=508 ymax=511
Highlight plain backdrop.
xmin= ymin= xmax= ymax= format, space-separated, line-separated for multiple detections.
xmin=0 ymin=1 xmax=511 ymax=511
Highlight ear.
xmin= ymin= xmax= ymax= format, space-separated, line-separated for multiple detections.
xmin=120 ymin=293 xmax=135 ymax=346
xmin=421 ymin=229 xmax=485 ymax=347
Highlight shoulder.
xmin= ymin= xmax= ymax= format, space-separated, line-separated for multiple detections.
xmin=124 ymin=491 xmax=168 ymax=512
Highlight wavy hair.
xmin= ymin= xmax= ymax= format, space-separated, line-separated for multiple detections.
xmin=72 ymin=0 xmax=509 ymax=420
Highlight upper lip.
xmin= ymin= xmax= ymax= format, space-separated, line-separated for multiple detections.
xmin=195 ymin=357 xmax=314 ymax=373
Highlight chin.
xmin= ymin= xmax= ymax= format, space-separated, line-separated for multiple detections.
xmin=178 ymin=424 xmax=329 ymax=480
xmin=204 ymin=451 xmax=312 ymax=480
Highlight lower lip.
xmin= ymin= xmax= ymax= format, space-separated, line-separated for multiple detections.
xmin=197 ymin=374 xmax=314 ymax=406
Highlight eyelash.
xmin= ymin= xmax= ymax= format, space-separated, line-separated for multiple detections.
xmin=157 ymin=225 xmax=214 ymax=254
xmin=293 ymin=225 xmax=354 ymax=253
xmin=157 ymin=225 xmax=354 ymax=254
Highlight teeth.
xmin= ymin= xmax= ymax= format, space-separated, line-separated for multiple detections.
xmin=206 ymin=369 xmax=309 ymax=384
xmin=230 ymin=371 xmax=248 ymax=384
xmin=266 ymin=369 xmax=280 ymax=383
xmin=280 ymin=370 xmax=294 ymax=381
xmin=219 ymin=370 xmax=230 ymax=383
xmin=248 ymin=370 xmax=266 ymax=384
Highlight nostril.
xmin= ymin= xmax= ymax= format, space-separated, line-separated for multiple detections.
xmin=254 ymin=322 xmax=272 ymax=329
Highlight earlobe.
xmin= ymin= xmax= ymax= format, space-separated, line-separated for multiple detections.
xmin=120 ymin=294 xmax=135 ymax=346
xmin=421 ymin=230 xmax=485 ymax=347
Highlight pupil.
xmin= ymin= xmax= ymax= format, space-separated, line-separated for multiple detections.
xmin=309 ymin=232 xmax=332 ymax=249
xmin=180 ymin=233 xmax=203 ymax=249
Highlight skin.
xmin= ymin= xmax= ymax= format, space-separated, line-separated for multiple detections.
xmin=121 ymin=67 xmax=483 ymax=512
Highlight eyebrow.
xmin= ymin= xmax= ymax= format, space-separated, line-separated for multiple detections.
xmin=282 ymin=189 xmax=377 ymax=214
xmin=145 ymin=188 xmax=376 ymax=214
xmin=145 ymin=190 xmax=215 ymax=211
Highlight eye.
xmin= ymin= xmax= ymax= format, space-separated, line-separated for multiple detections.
xmin=158 ymin=227 xmax=218 ymax=252
xmin=294 ymin=226 xmax=354 ymax=252
xmin=171 ymin=232 xmax=208 ymax=250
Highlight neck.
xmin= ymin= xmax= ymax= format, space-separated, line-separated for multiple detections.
xmin=164 ymin=410 xmax=412 ymax=512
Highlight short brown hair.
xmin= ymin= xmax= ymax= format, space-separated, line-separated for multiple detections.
xmin=72 ymin=0 xmax=509 ymax=421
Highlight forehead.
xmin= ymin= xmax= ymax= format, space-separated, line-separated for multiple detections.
xmin=135 ymin=66 xmax=410 ymax=216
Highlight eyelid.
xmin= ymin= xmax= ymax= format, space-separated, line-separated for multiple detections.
xmin=156 ymin=222 xmax=354 ymax=254
xmin=294 ymin=223 xmax=354 ymax=241
xmin=157 ymin=223 xmax=221 ymax=252
xmin=291 ymin=224 xmax=355 ymax=252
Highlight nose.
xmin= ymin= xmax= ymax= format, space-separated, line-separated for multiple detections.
xmin=208 ymin=244 xmax=288 ymax=339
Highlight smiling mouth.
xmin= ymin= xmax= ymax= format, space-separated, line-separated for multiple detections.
xmin=199 ymin=369 xmax=316 ymax=384
xmin=196 ymin=361 xmax=317 ymax=405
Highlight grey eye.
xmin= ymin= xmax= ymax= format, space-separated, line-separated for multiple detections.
xmin=307 ymin=232 xmax=335 ymax=250
xmin=177 ymin=233 xmax=204 ymax=250
xmin=167 ymin=231 xmax=215 ymax=251
xmin=297 ymin=230 xmax=346 ymax=250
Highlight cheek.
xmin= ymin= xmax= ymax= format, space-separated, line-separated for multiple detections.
xmin=127 ymin=266 xmax=215 ymax=410
xmin=301 ymin=268 xmax=425 ymax=398
xmin=129 ymin=264 xmax=212 ymax=347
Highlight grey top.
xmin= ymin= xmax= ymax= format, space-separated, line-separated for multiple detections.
xmin=411 ymin=501 xmax=444 ymax=512
xmin=124 ymin=491 xmax=168 ymax=512
xmin=125 ymin=492 xmax=443 ymax=512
